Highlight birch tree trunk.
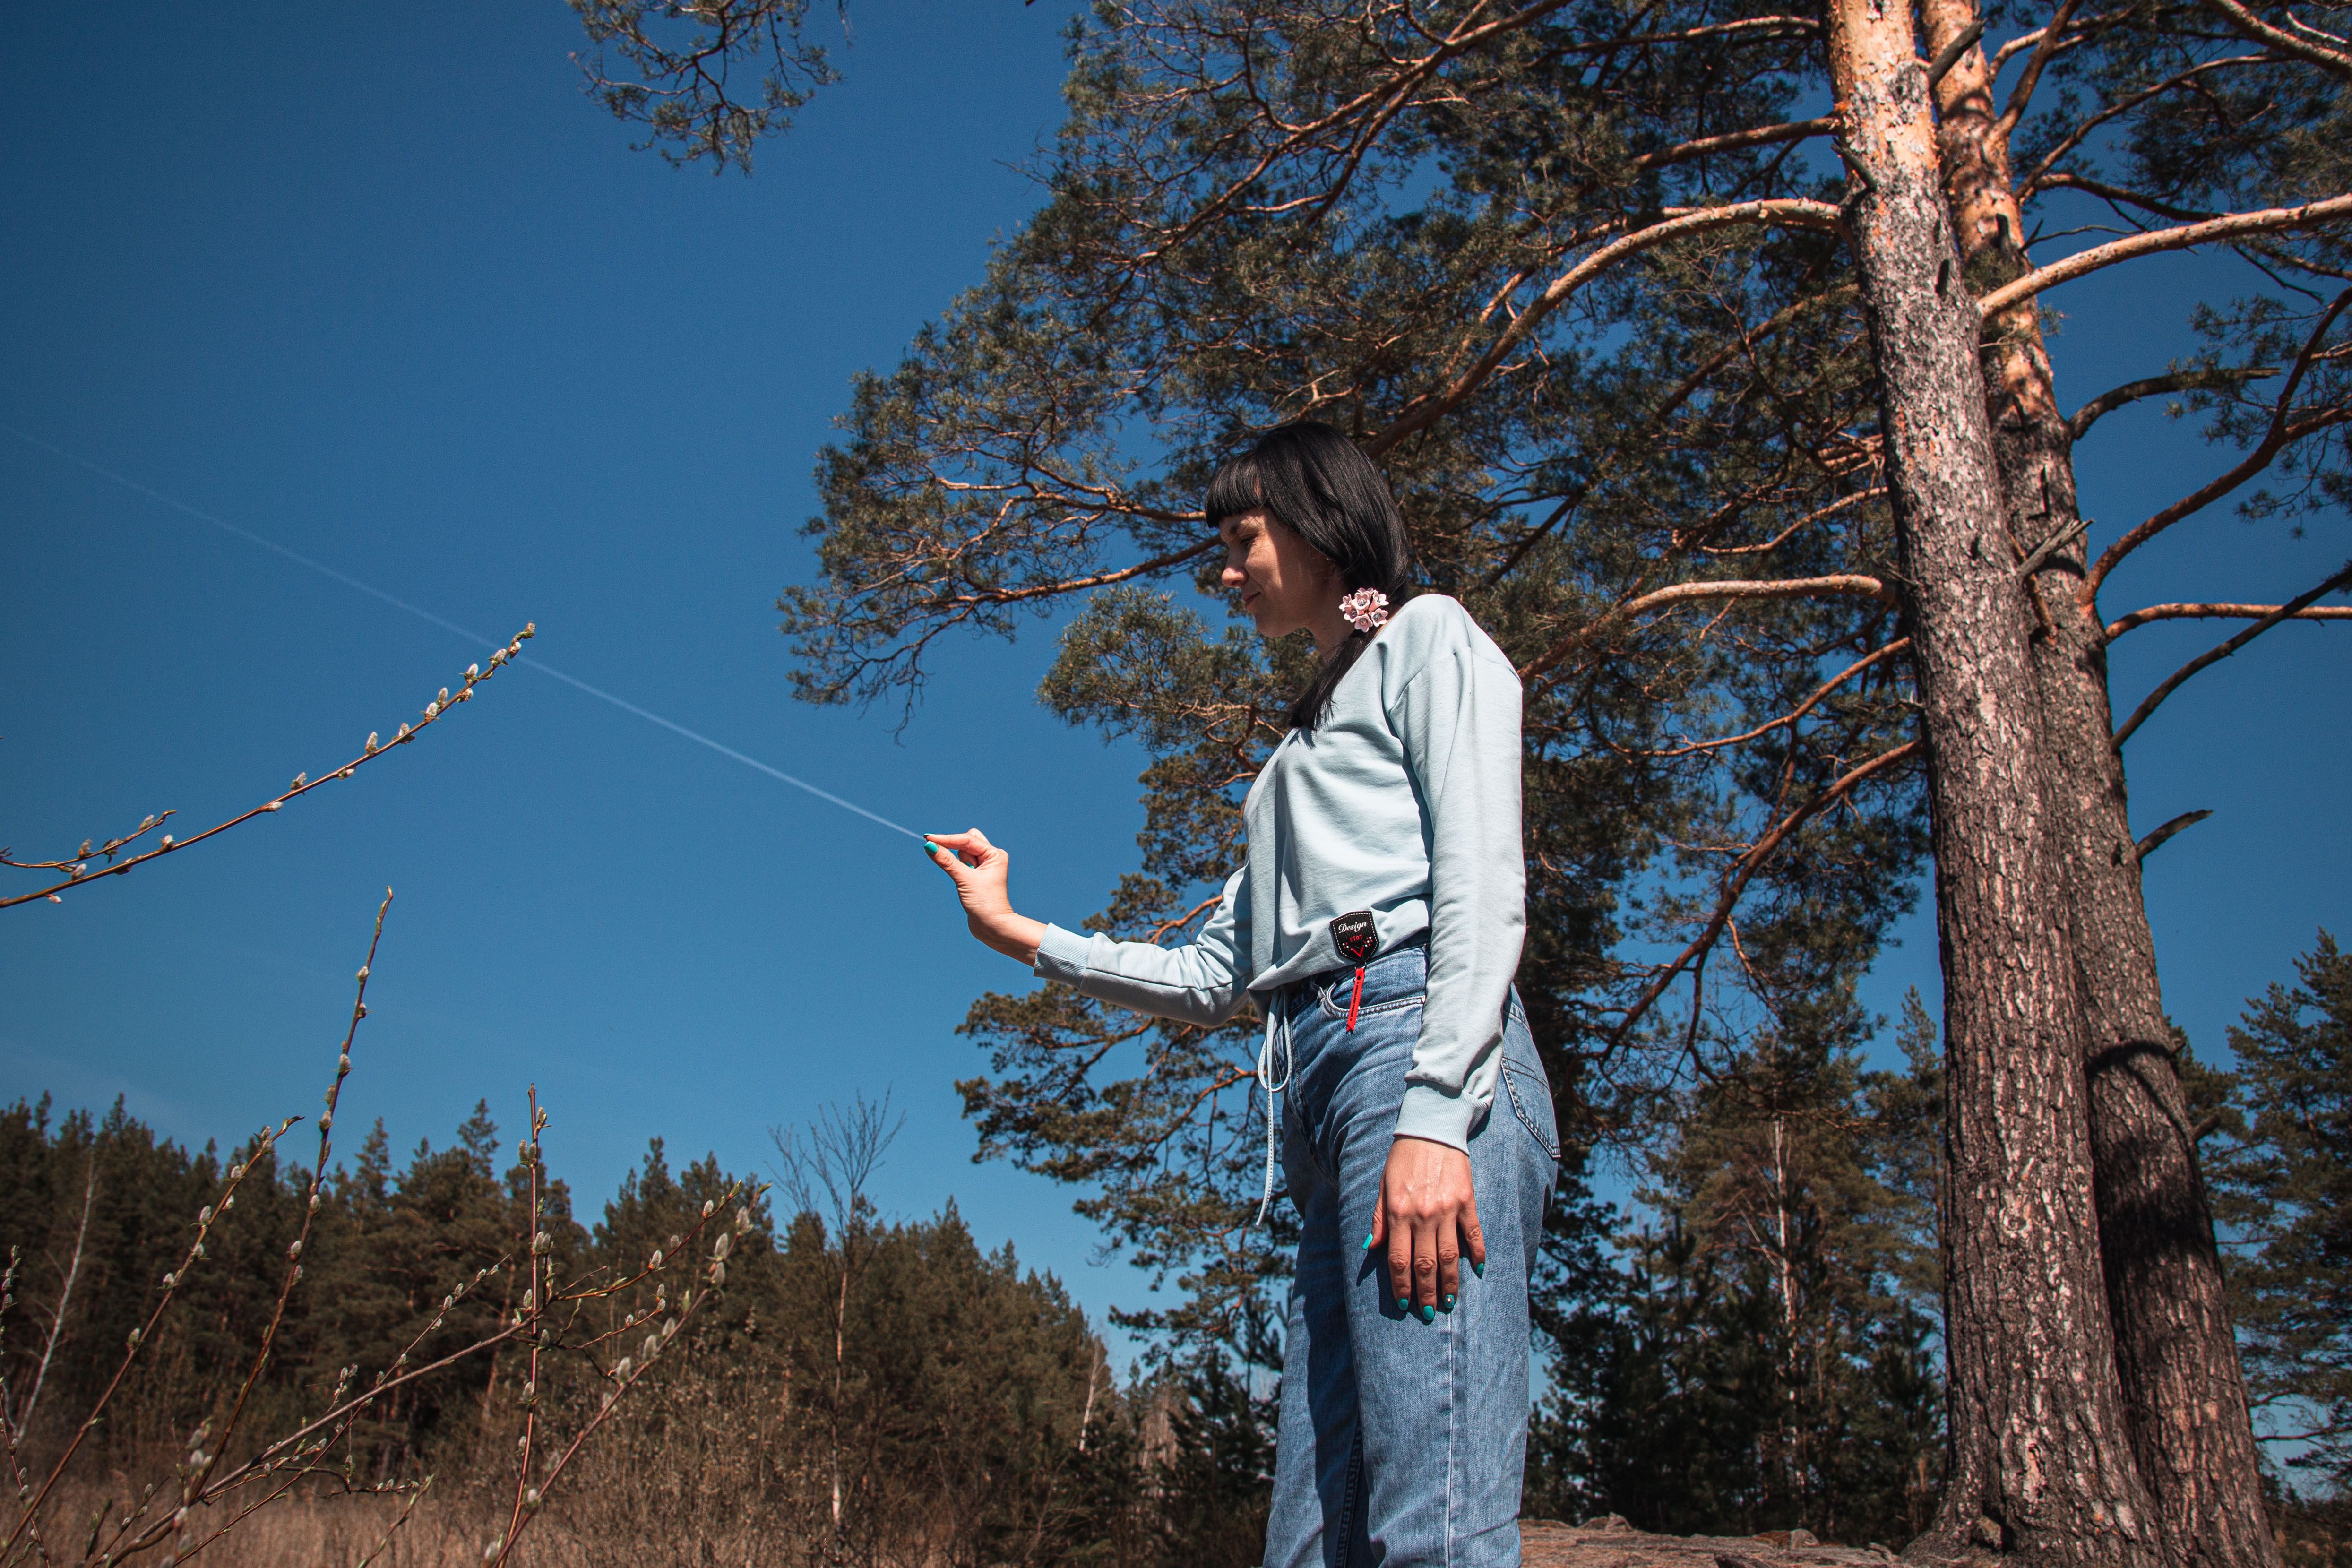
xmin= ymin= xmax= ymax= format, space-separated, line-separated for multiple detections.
xmin=1917 ymin=5 xmax=2277 ymax=1559
xmin=1822 ymin=3 xmax=2166 ymax=1559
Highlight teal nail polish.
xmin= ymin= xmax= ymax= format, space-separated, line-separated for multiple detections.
xmin=1439 ymin=1293 xmax=1456 ymax=1313
xmin=1470 ymin=1259 xmax=1484 ymax=1279
xmin=1416 ymin=1302 xmax=1435 ymax=1324
xmin=1362 ymin=1232 xmax=1375 ymax=1251
xmin=1395 ymin=1297 xmax=1410 ymax=1313
xmin=922 ymin=839 xmax=939 ymax=855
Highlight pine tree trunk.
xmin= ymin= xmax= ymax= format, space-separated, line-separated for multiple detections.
xmin=1821 ymin=6 xmax=2167 ymax=1562
xmin=1915 ymin=7 xmax=2279 ymax=1560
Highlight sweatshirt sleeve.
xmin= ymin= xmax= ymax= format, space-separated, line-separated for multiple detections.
xmin=1387 ymin=625 xmax=1526 ymax=1151
xmin=1029 ymin=867 xmax=1252 ymax=1027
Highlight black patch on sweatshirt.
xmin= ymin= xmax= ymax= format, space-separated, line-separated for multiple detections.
xmin=1330 ymin=911 xmax=1378 ymax=965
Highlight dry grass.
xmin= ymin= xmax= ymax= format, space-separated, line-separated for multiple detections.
xmin=53 ymin=1486 xmax=806 ymax=1568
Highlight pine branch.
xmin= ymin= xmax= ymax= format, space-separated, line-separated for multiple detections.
xmin=1644 ymin=637 xmax=1912 ymax=757
xmin=1601 ymin=739 xmax=1923 ymax=1056
xmin=2112 ymin=561 xmax=2352 ymax=747
xmin=2020 ymin=55 xmax=2272 ymax=197
xmin=1627 ymin=117 xmax=1836 ymax=172
xmin=2031 ymin=171 xmax=2221 ymax=224
xmin=1519 ymin=575 xmax=1896 ymax=683
xmin=2086 ymin=286 xmax=2352 ymax=598
xmin=1975 ymin=194 xmax=2352 ymax=318
xmin=2197 ymin=0 xmax=2352 ymax=76
xmin=2070 ymin=365 xmax=2277 ymax=440
xmin=2105 ymin=601 xmax=2352 ymax=637
xmin=2136 ymin=809 xmax=2213 ymax=860
xmin=934 ymin=539 xmax=1219 ymax=609
xmin=1367 ymin=199 xmax=1845 ymax=455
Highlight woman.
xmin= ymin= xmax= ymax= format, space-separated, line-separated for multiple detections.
xmin=923 ymin=421 xmax=1556 ymax=1568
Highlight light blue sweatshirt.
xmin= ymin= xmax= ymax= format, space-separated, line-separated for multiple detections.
xmin=1031 ymin=593 xmax=1526 ymax=1150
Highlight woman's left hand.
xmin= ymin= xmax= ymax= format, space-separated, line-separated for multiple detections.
xmin=1369 ymin=1135 xmax=1485 ymax=1318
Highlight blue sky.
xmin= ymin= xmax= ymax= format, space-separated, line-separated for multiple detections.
xmin=2 ymin=1 xmax=2345 ymax=1360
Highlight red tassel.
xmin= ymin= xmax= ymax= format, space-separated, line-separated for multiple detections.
xmin=1345 ymin=967 xmax=1365 ymax=1031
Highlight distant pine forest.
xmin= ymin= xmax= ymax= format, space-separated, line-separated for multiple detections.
xmin=0 ymin=933 xmax=2343 ymax=1566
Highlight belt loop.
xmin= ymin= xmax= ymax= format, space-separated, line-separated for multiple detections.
xmin=1251 ymin=990 xmax=1294 ymax=1230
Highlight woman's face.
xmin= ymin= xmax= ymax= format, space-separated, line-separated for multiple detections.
xmin=1219 ymin=508 xmax=1341 ymax=643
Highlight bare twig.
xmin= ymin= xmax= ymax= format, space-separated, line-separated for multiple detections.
xmin=2017 ymin=517 xmax=2091 ymax=577
xmin=15 ymin=1162 xmax=95 ymax=1438
xmin=1925 ymin=19 xmax=1985 ymax=88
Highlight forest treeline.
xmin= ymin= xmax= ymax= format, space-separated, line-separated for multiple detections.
xmin=2 ymin=933 xmax=2343 ymax=1563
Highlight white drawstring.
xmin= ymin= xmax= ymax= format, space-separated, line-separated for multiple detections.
xmin=1252 ymin=990 xmax=1295 ymax=1230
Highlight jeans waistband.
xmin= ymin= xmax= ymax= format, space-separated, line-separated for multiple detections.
xmin=1279 ymin=931 xmax=1428 ymax=1008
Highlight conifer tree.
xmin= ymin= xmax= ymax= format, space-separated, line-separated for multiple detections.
xmin=1534 ymin=991 xmax=1945 ymax=1540
xmin=572 ymin=1 xmax=2347 ymax=1557
xmin=2206 ymin=931 xmax=2352 ymax=1490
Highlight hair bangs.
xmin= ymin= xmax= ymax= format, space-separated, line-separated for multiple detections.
xmin=1204 ymin=449 xmax=1268 ymax=529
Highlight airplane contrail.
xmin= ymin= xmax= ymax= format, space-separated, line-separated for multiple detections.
xmin=3 ymin=422 xmax=924 ymax=841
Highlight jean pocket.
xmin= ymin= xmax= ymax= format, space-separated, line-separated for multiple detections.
xmin=1501 ymin=1063 xmax=1559 ymax=1163
xmin=1314 ymin=981 xmax=1425 ymax=1023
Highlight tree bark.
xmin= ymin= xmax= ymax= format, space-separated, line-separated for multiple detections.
xmin=1822 ymin=4 xmax=2168 ymax=1562
xmin=1918 ymin=5 xmax=2279 ymax=1561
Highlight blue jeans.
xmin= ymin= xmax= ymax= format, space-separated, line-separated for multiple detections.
xmin=1263 ymin=940 xmax=1558 ymax=1568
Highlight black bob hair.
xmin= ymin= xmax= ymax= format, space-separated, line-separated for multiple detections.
xmin=1204 ymin=421 xmax=1413 ymax=732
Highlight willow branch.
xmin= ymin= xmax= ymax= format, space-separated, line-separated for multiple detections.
xmin=1602 ymin=740 xmax=1922 ymax=1054
xmin=3 ymin=1124 xmax=303 ymax=1556
xmin=1519 ymin=574 xmax=1895 ymax=682
xmin=3 ymin=626 xmax=535 ymax=911
xmin=1976 ymin=194 xmax=2352 ymax=318
xmin=2112 ymin=561 xmax=2352 ymax=747
xmin=1367 ymin=199 xmax=1844 ymax=455
xmin=189 ymin=892 xmax=395 ymax=1499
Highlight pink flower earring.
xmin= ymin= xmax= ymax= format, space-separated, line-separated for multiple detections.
xmin=1338 ymin=587 xmax=1390 ymax=632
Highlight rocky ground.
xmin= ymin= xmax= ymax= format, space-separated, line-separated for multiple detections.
xmin=1521 ymin=1516 xmax=1910 ymax=1568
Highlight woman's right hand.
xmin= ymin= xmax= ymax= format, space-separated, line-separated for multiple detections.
xmin=924 ymin=829 xmax=1047 ymax=965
